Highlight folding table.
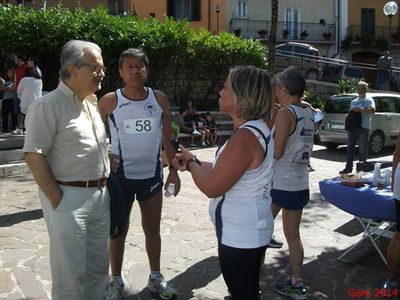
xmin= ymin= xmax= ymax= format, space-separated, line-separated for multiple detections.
xmin=319 ymin=178 xmax=395 ymax=265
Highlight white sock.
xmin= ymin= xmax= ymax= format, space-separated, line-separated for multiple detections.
xmin=112 ymin=275 xmax=124 ymax=286
xmin=150 ymin=271 xmax=161 ymax=280
xmin=291 ymin=276 xmax=303 ymax=287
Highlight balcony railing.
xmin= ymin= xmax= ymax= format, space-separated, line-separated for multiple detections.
xmin=345 ymin=25 xmax=400 ymax=43
xmin=229 ymin=19 xmax=336 ymax=42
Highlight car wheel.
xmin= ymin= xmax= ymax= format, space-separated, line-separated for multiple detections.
xmin=368 ymin=131 xmax=385 ymax=155
xmin=324 ymin=142 xmax=339 ymax=150
xmin=305 ymin=69 xmax=319 ymax=80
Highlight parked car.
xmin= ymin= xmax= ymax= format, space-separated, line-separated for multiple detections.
xmin=321 ymin=65 xmax=364 ymax=83
xmin=318 ymin=92 xmax=400 ymax=154
xmin=275 ymin=42 xmax=321 ymax=80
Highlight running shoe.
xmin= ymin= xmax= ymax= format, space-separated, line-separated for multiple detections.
xmin=382 ymin=279 xmax=399 ymax=298
xmin=275 ymin=280 xmax=307 ymax=300
xmin=192 ymin=129 xmax=202 ymax=136
xmin=268 ymin=235 xmax=283 ymax=248
xmin=12 ymin=127 xmax=23 ymax=135
xmin=147 ymin=274 xmax=177 ymax=300
xmin=105 ymin=279 xmax=124 ymax=300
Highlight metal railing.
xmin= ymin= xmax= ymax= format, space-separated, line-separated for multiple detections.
xmin=230 ymin=19 xmax=336 ymax=42
xmin=345 ymin=25 xmax=400 ymax=42
xmin=271 ymin=49 xmax=400 ymax=91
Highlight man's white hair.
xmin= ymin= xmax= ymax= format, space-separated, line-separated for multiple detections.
xmin=358 ymin=81 xmax=368 ymax=88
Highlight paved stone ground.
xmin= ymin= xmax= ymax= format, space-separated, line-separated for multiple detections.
xmin=0 ymin=144 xmax=398 ymax=300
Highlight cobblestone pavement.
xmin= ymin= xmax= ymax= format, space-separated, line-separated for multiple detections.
xmin=0 ymin=144 xmax=397 ymax=300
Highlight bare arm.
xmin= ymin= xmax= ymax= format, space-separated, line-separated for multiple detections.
xmin=301 ymin=100 xmax=318 ymax=113
xmin=24 ymin=152 xmax=63 ymax=209
xmin=0 ymin=77 xmax=4 ymax=91
xmin=98 ymin=92 xmax=117 ymax=121
xmin=174 ymin=129 xmax=264 ymax=198
xmin=155 ymin=90 xmax=181 ymax=195
xmin=352 ymin=106 xmax=375 ymax=114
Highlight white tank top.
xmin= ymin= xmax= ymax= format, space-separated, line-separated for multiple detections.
xmin=109 ymin=87 xmax=163 ymax=179
xmin=209 ymin=120 xmax=275 ymax=249
xmin=272 ymin=104 xmax=314 ymax=191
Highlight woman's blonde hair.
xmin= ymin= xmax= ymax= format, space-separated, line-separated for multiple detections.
xmin=228 ymin=65 xmax=272 ymax=121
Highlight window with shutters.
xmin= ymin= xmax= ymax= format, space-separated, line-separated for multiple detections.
xmin=108 ymin=0 xmax=125 ymax=15
xmin=237 ymin=1 xmax=248 ymax=18
xmin=166 ymin=0 xmax=201 ymax=21
xmin=284 ymin=8 xmax=300 ymax=39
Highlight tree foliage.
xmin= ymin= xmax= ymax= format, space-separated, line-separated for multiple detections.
xmin=0 ymin=5 xmax=267 ymax=107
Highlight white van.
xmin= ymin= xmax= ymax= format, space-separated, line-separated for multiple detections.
xmin=318 ymin=92 xmax=400 ymax=154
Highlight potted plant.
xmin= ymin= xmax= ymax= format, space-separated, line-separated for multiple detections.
xmin=322 ymin=31 xmax=332 ymax=40
xmin=341 ymin=34 xmax=353 ymax=51
xmin=282 ymin=29 xmax=289 ymax=39
xmin=300 ymin=30 xmax=309 ymax=39
xmin=233 ymin=28 xmax=241 ymax=37
xmin=257 ymin=29 xmax=268 ymax=38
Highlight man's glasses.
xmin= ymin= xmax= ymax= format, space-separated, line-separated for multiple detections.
xmin=81 ymin=63 xmax=107 ymax=74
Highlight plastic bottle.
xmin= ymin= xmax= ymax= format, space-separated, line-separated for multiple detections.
xmin=384 ymin=169 xmax=392 ymax=186
xmin=164 ymin=183 xmax=175 ymax=198
xmin=372 ymin=163 xmax=381 ymax=187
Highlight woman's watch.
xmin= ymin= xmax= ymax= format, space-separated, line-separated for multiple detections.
xmin=186 ymin=155 xmax=201 ymax=171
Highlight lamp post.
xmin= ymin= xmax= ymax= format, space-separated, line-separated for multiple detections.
xmin=383 ymin=1 xmax=398 ymax=53
xmin=215 ymin=3 xmax=221 ymax=34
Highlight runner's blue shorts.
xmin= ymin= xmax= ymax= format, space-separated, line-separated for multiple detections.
xmin=271 ymin=188 xmax=309 ymax=210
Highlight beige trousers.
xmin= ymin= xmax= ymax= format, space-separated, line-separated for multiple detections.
xmin=39 ymin=185 xmax=110 ymax=300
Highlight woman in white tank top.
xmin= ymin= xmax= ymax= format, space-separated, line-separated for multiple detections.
xmin=173 ymin=66 xmax=274 ymax=300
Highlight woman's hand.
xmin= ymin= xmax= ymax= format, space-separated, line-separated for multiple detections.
xmin=172 ymin=144 xmax=194 ymax=171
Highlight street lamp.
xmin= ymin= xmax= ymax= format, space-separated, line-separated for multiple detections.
xmin=215 ymin=3 xmax=221 ymax=34
xmin=383 ymin=1 xmax=398 ymax=53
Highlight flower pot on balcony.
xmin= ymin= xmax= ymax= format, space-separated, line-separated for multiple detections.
xmin=300 ymin=30 xmax=308 ymax=40
xmin=257 ymin=29 xmax=268 ymax=39
xmin=323 ymin=32 xmax=332 ymax=40
xmin=282 ymin=30 xmax=289 ymax=39
xmin=233 ymin=28 xmax=241 ymax=37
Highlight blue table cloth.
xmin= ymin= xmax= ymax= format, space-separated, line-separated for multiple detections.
xmin=319 ymin=178 xmax=395 ymax=222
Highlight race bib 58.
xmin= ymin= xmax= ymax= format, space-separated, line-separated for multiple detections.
xmin=124 ymin=118 xmax=156 ymax=134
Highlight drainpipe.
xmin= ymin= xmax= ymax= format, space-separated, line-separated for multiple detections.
xmin=208 ymin=0 xmax=211 ymax=31
xmin=332 ymin=0 xmax=340 ymax=58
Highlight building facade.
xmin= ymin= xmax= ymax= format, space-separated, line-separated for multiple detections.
xmin=339 ymin=0 xmax=400 ymax=89
xmin=228 ymin=0 xmax=338 ymax=57
xmin=2 ymin=0 xmax=227 ymax=33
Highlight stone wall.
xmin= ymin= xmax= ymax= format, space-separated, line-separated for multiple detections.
xmin=163 ymin=76 xmax=340 ymax=109
xmin=306 ymin=79 xmax=339 ymax=101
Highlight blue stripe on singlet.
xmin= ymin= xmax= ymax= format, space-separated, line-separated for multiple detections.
xmin=215 ymin=194 xmax=226 ymax=242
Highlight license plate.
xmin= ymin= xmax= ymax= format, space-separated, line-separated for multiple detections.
xmin=330 ymin=123 xmax=345 ymax=130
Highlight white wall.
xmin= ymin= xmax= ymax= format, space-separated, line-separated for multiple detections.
xmin=227 ymin=0 xmax=335 ymax=23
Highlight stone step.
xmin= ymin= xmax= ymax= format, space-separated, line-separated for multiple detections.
xmin=0 ymin=132 xmax=25 ymax=150
xmin=0 ymin=161 xmax=30 ymax=178
xmin=0 ymin=149 xmax=24 ymax=163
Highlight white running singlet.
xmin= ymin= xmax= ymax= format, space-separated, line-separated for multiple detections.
xmin=209 ymin=120 xmax=275 ymax=249
xmin=272 ymin=104 xmax=314 ymax=191
xmin=109 ymin=87 xmax=163 ymax=179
